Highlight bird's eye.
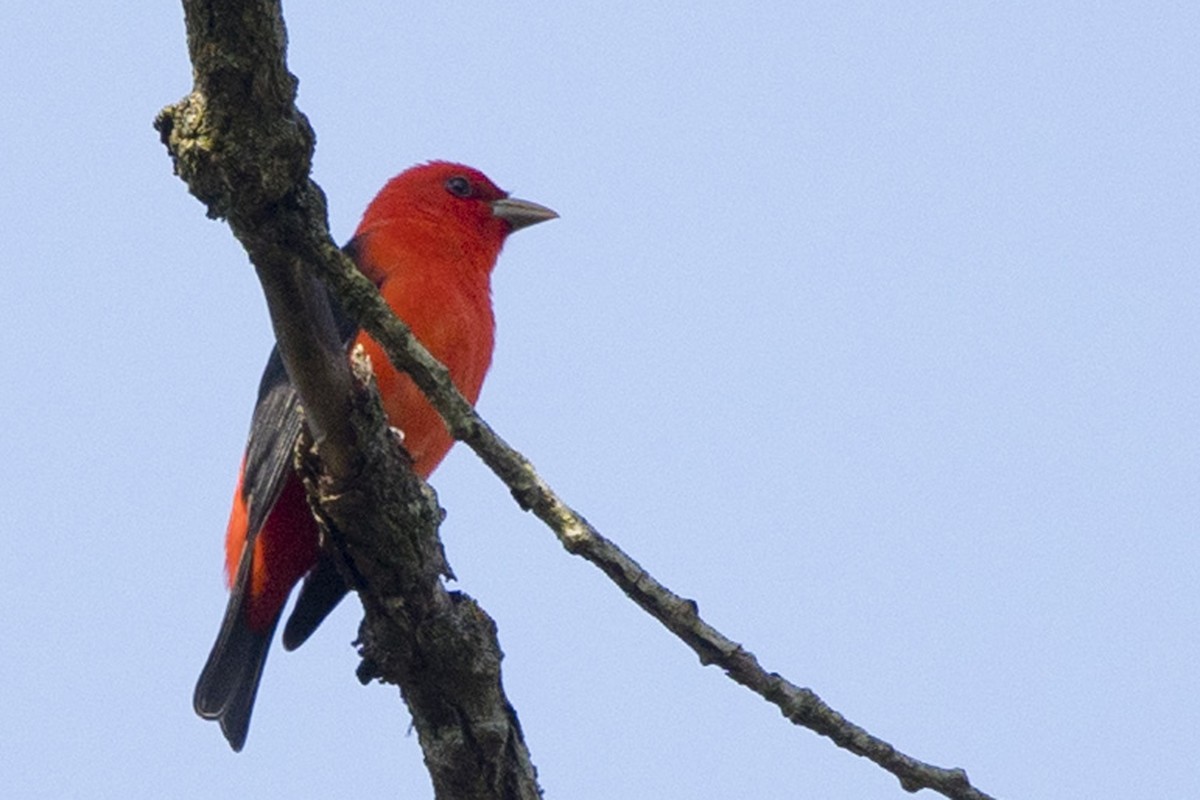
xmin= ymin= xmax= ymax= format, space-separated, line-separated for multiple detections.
xmin=445 ymin=176 xmax=473 ymax=198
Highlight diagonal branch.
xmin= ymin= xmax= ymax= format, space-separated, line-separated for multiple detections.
xmin=157 ymin=1 xmax=997 ymax=798
xmin=309 ymin=213 xmax=999 ymax=800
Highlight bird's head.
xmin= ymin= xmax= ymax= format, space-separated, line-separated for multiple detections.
xmin=352 ymin=161 xmax=557 ymax=276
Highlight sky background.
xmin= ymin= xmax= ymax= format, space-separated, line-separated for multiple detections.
xmin=2 ymin=2 xmax=1197 ymax=798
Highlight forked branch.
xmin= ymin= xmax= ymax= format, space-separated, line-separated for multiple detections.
xmin=157 ymin=1 xmax=995 ymax=797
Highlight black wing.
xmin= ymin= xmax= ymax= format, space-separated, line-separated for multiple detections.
xmin=194 ymin=253 xmax=363 ymax=750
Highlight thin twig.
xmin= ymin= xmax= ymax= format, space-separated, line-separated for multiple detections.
xmin=311 ymin=243 xmax=998 ymax=800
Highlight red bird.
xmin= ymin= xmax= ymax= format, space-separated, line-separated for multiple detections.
xmin=194 ymin=162 xmax=557 ymax=751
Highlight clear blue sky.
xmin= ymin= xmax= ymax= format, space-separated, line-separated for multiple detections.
xmin=2 ymin=3 xmax=1197 ymax=797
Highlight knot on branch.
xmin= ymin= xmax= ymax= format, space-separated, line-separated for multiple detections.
xmin=155 ymin=90 xmax=315 ymax=223
xmin=154 ymin=3 xmax=314 ymax=223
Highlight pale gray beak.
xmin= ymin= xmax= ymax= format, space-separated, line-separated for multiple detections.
xmin=491 ymin=197 xmax=559 ymax=231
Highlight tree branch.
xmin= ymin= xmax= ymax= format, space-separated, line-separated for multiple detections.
xmin=305 ymin=195 xmax=999 ymax=800
xmin=156 ymin=1 xmax=538 ymax=797
xmin=158 ymin=2 xmax=996 ymax=798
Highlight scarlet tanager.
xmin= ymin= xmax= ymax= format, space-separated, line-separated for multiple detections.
xmin=193 ymin=161 xmax=557 ymax=751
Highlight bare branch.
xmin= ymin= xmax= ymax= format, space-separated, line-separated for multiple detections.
xmin=157 ymin=1 xmax=996 ymax=797
xmin=308 ymin=227 xmax=998 ymax=800
xmin=156 ymin=1 xmax=539 ymax=796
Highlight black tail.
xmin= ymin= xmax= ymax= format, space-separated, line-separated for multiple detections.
xmin=282 ymin=552 xmax=349 ymax=652
xmin=194 ymin=546 xmax=279 ymax=752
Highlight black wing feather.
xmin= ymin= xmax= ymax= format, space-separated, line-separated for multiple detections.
xmin=194 ymin=252 xmax=362 ymax=750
